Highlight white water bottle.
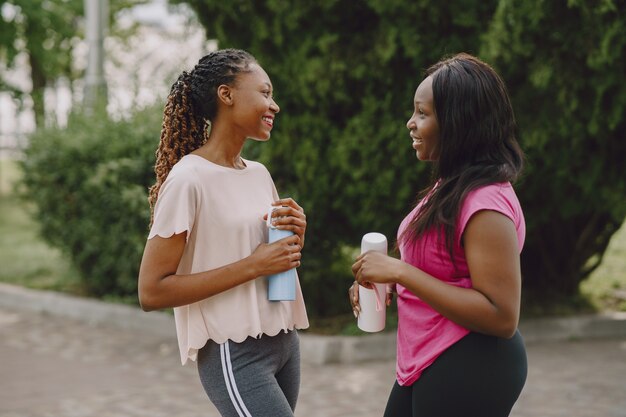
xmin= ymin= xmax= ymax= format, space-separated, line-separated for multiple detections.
xmin=357 ymin=232 xmax=388 ymax=332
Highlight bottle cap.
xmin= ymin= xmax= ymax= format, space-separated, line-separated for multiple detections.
xmin=361 ymin=232 xmax=387 ymax=254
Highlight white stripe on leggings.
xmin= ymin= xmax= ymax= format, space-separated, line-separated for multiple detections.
xmin=220 ymin=343 xmax=245 ymax=417
xmin=220 ymin=341 xmax=252 ymax=417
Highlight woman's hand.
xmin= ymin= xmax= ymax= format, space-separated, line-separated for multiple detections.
xmin=351 ymin=251 xmax=405 ymax=288
xmin=349 ymin=252 xmax=399 ymax=317
xmin=250 ymin=234 xmax=302 ymax=276
xmin=348 ymin=281 xmax=360 ymax=318
xmin=266 ymin=198 xmax=307 ymax=249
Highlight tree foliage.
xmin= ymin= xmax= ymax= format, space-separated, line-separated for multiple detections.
xmin=176 ymin=0 xmax=499 ymax=316
xmin=482 ymin=0 xmax=626 ymax=297
xmin=175 ymin=0 xmax=626 ymax=314
xmin=1 ymin=0 xmax=83 ymax=126
xmin=19 ymin=108 xmax=160 ymax=296
xmin=0 ymin=0 xmax=142 ymax=128
xmin=17 ymin=0 xmax=625 ymax=318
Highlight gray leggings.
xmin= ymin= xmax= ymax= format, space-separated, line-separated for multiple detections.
xmin=197 ymin=330 xmax=300 ymax=417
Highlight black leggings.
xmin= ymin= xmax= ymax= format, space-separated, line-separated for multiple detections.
xmin=383 ymin=330 xmax=527 ymax=417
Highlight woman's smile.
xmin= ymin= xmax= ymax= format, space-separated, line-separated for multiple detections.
xmin=411 ymin=134 xmax=422 ymax=149
xmin=262 ymin=115 xmax=274 ymax=127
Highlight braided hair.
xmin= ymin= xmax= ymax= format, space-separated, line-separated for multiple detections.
xmin=148 ymin=49 xmax=257 ymax=223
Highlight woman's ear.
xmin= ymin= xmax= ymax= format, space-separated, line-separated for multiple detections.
xmin=217 ymin=84 xmax=234 ymax=106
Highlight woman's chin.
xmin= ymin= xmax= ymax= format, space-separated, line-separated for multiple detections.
xmin=248 ymin=134 xmax=271 ymax=142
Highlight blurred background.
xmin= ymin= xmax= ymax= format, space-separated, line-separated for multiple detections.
xmin=1 ymin=0 xmax=625 ymax=334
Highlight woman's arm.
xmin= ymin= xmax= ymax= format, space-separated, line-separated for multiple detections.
xmin=138 ymin=232 xmax=302 ymax=312
xmin=139 ymin=197 xmax=307 ymax=312
xmin=353 ymin=210 xmax=521 ymax=338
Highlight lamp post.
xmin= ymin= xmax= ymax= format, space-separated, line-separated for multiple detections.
xmin=84 ymin=0 xmax=108 ymax=113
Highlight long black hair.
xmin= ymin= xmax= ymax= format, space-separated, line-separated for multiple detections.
xmin=400 ymin=53 xmax=524 ymax=261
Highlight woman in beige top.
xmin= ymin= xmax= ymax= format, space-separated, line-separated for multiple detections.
xmin=138 ymin=49 xmax=309 ymax=417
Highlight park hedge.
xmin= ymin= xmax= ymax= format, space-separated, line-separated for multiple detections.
xmin=19 ymin=108 xmax=356 ymax=314
xmin=19 ymin=108 xmax=159 ymax=298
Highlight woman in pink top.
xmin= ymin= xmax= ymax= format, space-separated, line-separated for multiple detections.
xmin=138 ymin=49 xmax=309 ymax=417
xmin=350 ymin=53 xmax=527 ymax=416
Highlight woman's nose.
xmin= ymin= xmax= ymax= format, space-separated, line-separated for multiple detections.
xmin=271 ymin=99 xmax=280 ymax=114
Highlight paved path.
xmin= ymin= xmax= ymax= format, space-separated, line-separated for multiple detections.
xmin=1 ymin=307 xmax=625 ymax=417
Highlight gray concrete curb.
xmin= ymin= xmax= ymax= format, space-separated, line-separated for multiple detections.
xmin=2 ymin=282 xmax=626 ymax=365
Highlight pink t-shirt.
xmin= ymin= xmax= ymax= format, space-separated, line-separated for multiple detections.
xmin=395 ymin=182 xmax=525 ymax=386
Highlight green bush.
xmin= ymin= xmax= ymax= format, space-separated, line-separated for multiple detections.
xmin=179 ymin=0 xmax=626 ymax=313
xmin=19 ymin=108 xmax=161 ymax=297
xmin=179 ymin=0 xmax=500 ymax=317
xmin=18 ymin=0 xmax=626 ymax=318
xmin=482 ymin=0 xmax=626 ymax=297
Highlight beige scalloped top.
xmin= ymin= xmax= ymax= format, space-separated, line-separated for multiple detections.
xmin=148 ymin=155 xmax=309 ymax=365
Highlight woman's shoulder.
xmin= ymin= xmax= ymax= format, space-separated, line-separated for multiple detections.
xmin=242 ymin=158 xmax=269 ymax=171
xmin=467 ymin=182 xmax=517 ymax=201
xmin=174 ymin=154 xmax=205 ymax=168
xmin=242 ymin=158 xmax=274 ymax=180
xmin=462 ymin=182 xmax=522 ymax=217
xmin=457 ymin=182 xmax=525 ymax=242
xmin=167 ymin=155 xmax=204 ymax=182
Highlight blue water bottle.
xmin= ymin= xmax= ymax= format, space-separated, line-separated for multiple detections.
xmin=266 ymin=206 xmax=297 ymax=301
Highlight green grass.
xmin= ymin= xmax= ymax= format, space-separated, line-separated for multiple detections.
xmin=0 ymin=157 xmax=20 ymax=196
xmin=580 ymin=220 xmax=626 ymax=312
xmin=0 ymin=158 xmax=83 ymax=294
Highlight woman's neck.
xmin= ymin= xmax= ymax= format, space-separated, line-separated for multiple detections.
xmin=195 ymin=124 xmax=247 ymax=169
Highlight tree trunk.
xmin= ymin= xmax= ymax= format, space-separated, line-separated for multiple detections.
xmin=26 ymin=29 xmax=47 ymax=129
xmin=521 ymin=211 xmax=622 ymax=298
xmin=29 ymin=54 xmax=46 ymax=129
